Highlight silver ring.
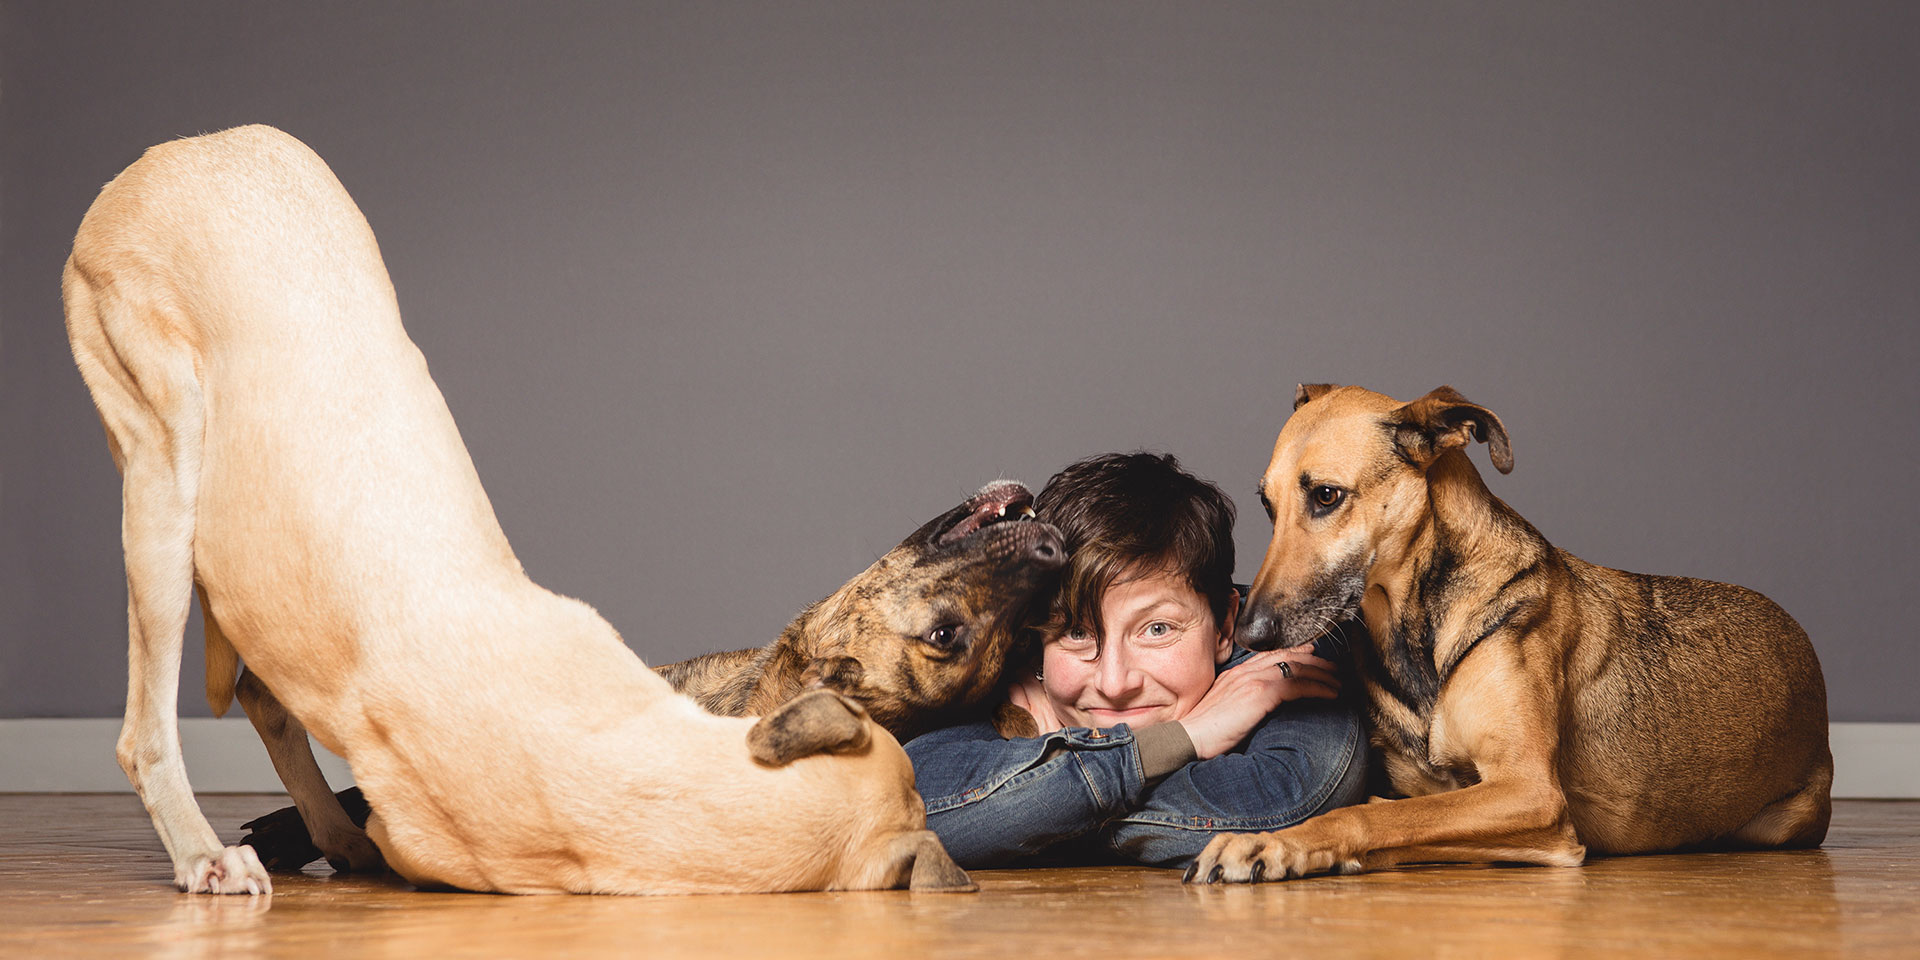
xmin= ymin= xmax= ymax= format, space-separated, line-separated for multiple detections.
xmin=1278 ymin=660 xmax=1293 ymax=679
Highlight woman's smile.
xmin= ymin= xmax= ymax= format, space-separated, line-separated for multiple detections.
xmin=1083 ymin=705 xmax=1172 ymax=724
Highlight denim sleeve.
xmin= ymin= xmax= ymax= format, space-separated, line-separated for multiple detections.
xmin=1097 ymin=694 xmax=1369 ymax=869
xmin=903 ymin=720 xmax=1152 ymax=869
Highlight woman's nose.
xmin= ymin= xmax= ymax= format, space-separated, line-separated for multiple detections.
xmin=1093 ymin=641 xmax=1144 ymax=699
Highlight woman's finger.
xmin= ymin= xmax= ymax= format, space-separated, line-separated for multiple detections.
xmin=1283 ymin=663 xmax=1341 ymax=688
xmin=1282 ymin=678 xmax=1341 ymax=700
xmin=1277 ymin=651 xmax=1337 ymax=671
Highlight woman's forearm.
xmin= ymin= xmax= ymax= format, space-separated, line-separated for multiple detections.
xmin=904 ymin=721 xmax=1160 ymax=868
xmin=1099 ymin=698 xmax=1369 ymax=868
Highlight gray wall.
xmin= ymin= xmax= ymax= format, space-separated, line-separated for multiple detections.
xmin=4 ymin=2 xmax=1915 ymax=722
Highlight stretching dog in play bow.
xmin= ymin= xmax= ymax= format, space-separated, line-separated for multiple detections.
xmin=1190 ymin=384 xmax=1830 ymax=882
xmin=63 ymin=124 xmax=987 ymax=895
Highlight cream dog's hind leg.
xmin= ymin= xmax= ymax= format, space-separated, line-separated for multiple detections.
xmin=234 ymin=669 xmax=383 ymax=872
xmin=67 ymin=270 xmax=270 ymax=895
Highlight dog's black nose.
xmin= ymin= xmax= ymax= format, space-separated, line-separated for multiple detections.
xmin=1028 ymin=529 xmax=1063 ymax=566
xmin=1236 ymin=604 xmax=1284 ymax=651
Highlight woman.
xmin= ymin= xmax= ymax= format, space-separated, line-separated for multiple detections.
xmin=905 ymin=452 xmax=1368 ymax=868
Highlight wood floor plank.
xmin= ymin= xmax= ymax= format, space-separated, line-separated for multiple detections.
xmin=0 ymin=795 xmax=1913 ymax=958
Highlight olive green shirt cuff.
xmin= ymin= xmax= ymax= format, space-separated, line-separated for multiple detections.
xmin=1135 ymin=721 xmax=1199 ymax=780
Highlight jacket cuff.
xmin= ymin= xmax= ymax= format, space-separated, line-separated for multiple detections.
xmin=1134 ymin=722 xmax=1198 ymax=780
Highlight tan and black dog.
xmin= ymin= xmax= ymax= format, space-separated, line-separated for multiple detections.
xmin=242 ymin=480 xmax=1064 ymax=870
xmin=1189 ymin=384 xmax=1831 ymax=883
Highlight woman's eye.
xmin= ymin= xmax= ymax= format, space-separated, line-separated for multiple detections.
xmin=1310 ymin=485 xmax=1345 ymax=512
xmin=1144 ymin=622 xmax=1172 ymax=638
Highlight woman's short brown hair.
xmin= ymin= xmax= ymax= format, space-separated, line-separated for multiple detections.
xmin=1033 ymin=451 xmax=1237 ymax=638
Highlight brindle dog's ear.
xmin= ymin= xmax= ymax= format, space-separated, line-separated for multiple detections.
xmin=1294 ymin=383 xmax=1338 ymax=411
xmin=747 ymin=689 xmax=873 ymax=766
xmin=1392 ymin=386 xmax=1514 ymax=475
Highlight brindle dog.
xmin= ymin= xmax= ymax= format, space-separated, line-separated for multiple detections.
xmin=1189 ymin=384 xmax=1831 ymax=883
xmin=657 ymin=480 xmax=1062 ymax=742
xmin=242 ymin=481 xmax=1064 ymax=870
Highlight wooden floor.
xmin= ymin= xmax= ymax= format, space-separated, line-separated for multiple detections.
xmin=0 ymin=796 xmax=1914 ymax=958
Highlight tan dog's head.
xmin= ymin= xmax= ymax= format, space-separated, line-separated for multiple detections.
xmin=1237 ymin=384 xmax=1512 ymax=651
xmin=791 ymin=481 xmax=1066 ymax=737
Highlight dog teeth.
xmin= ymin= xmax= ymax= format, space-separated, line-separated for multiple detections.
xmin=1019 ymin=505 xmax=1035 ymax=519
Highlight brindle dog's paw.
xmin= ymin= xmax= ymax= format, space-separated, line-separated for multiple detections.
xmin=1184 ymin=831 xmax=1363 ymax=884
xmin=747 ymin=689 xmax=874 ymax=766
xmin=991 ymin=701 xmax=1038 ymax=739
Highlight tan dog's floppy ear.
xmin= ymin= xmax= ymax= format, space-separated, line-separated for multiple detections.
xmin=1392 ymin=386 xmax=1514 ymax=474
xmin=747 ymin=689 xmax=873 ymax=766
xmin=1294 ymin=383 xmax=1338 ymax=411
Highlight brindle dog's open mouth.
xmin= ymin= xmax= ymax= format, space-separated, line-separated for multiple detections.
xmin=912 ymin=480 xmax=1063 ymax=580
xmin=937 ymin=481 xmax=1041 ymax=546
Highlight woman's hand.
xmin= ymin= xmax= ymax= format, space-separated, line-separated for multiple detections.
xmin=1178 ymin=649 xmax=1340 ymax=759
xmin=1006 ymin=675 xmax=1066 ymax=736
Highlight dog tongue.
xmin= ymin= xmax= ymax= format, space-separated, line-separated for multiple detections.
xmin=939 ymin=503 xmax=998 ymax=544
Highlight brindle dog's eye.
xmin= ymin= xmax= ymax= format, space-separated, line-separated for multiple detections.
xmin=1310 ymin=485 xmax=1345 ymax=514
xmin=927 ymin=625 xmax=959 ymax=647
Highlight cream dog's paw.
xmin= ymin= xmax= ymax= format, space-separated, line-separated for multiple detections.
xmin=177 ymin=844 xmax=272 ymax=894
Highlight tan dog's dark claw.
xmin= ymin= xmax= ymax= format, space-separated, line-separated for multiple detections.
xmin=1193 ymin=384 xmax=1831 ymax=883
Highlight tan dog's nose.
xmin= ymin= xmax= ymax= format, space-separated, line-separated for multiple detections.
xmin=1236 ymin=599 xmax=1285 ymax=651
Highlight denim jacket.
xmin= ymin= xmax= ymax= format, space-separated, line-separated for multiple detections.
xmin=904 ymin=632 xmax=1369 ymax=869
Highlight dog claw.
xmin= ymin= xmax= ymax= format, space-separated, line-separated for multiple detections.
xmin=1182 ymin=862 xmax=1199 ymax=883
xmin=1206 ymin=865 xmax=1223 ymax=884
xmin=1249 ymin=861 xmax=1267 ymax=883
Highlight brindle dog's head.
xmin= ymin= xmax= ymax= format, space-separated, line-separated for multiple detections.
xmin=1238 ymin=384 xmax=1512 ymax=651
xmin=788 ymin=481 xmax=1065 ymax=737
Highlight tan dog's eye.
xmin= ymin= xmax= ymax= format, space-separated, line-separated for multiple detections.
xmin=1310 ymin=485 xmax=1346 ymax=515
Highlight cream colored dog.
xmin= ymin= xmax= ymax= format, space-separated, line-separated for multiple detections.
xmin=63 ymin=124 xmax=972 ymax=896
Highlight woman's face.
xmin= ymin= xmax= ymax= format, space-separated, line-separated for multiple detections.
xmin=1040 ymin=567 xmax=1237 ymax=730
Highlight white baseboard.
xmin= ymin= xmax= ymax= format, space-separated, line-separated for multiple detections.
xmin=1 ymin=719 xmax=1913 ymax=798
xmin=0 ymin=718 xmax=352 ymax=793
xmin=1827 ymin=723 xmax=1919 ymax=799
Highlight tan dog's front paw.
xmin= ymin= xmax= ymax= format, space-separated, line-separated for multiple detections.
xmin=1184 ymin=831 xmax=1362 ymax=884
xmin=316 ymin=828 xmax=385 ymax=874
xmin=178 ymin=845 xmax=272 ymax=894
